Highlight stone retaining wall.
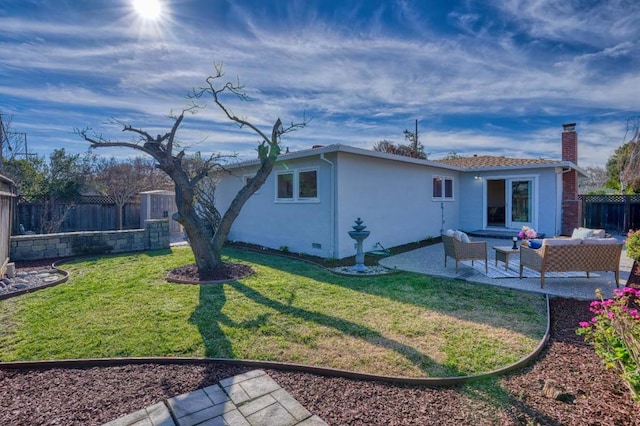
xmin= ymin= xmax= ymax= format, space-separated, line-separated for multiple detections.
xmin=10 ymin=219 xmax=170 ymax=261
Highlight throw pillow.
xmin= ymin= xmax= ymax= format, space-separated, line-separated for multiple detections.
xmin=571 ymin=227 xmax=594 ymax=240
xmin=459 ymin=232 xmax=471 ymax=243
xmin=445 ymin=229 xmax=455 ymax=237
xmin=529 ymin=239 xmax=543 ymax=249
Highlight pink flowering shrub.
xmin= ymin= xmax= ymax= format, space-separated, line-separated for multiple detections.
xmin=577 ymin=287 xmax=640 ymax=401
xmin=626 ymin=229 xmax=640 ymax=261
xmin=518 ymin=226 xmax=537 ymax=239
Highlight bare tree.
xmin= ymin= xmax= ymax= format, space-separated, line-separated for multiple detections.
xmin=91 ymin=157 xmax=172 ymax=229
xmin=79 ymin=65 xmax=306 ymax=274
xmin=621 ymin=116 xmax=640 ymax=192
xmin=580 ymin=165 xmax=608 ymax=194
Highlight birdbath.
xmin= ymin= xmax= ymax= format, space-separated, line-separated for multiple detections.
xmin=348 ymin=217 xmax=371 ymax=272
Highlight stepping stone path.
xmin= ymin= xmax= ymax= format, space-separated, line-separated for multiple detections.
xmin=103 ymin=369 xmax=327 ymax=426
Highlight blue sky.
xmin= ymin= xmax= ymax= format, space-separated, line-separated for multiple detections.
xmin=1 ymin=0 xmax=639 ymax=167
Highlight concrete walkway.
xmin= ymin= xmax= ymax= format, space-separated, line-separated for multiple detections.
xmin=380 ymin=237 xmax=635 ymax=299
xmin=103 ymin=369 xmax=327 ymax=426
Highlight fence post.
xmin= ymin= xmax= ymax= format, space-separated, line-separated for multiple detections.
xmin=625 ymin=194 xmax=630 ymax=233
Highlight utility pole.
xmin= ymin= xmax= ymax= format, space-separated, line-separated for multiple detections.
xmin=414 ymin=119 xmax=418 ymax=156
xmin=0 ymin=112 xmax=4 ymax=172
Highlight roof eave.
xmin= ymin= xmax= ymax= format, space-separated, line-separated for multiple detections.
xmin=224 ymin=144 xmax=465 ymax=171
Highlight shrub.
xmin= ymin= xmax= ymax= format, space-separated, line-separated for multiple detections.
xmin=626 ymin=229 xmax=640 ymax=261
xmin=577 ymin=288 xmax=640 ymax=401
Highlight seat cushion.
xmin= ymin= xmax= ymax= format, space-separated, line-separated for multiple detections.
xmin=582 ymin=237 xmax=619 ymax=245
xmin=543 ymin=238 xmax=582 ymax=246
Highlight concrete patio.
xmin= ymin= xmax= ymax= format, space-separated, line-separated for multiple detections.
xmin=379 ymin=237 xmax=635 ymax=300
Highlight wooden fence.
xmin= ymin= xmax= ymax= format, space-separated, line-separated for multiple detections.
xmin=16 ymin=197 xmax=141 ymax=234
xmin=582 ymin=194 xmax=640 ymax=234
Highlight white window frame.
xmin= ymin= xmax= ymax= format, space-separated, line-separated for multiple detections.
xmin=298 ymin=168 xmax=318 ymax=200
xmin=275 ymin=168 xmax=319 ymax=203
xmin=432 ymin=175 xmax=454 ymax=201
xmin=275 ymin=171 xmax=295 ymax=201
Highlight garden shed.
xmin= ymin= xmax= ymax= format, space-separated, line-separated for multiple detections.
xmin=140 ymin=190 xmax=182 ymax=237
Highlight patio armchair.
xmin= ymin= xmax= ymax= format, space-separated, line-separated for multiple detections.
xmin=441 ymin=233 xmax=488 ymax=273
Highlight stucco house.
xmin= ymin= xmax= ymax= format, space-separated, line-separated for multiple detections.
xmin=214 ymin=123 xmax=584 ymax=259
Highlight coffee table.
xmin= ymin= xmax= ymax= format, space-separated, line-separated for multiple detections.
xmin=493 ymin=246 xmax=520 ymax=271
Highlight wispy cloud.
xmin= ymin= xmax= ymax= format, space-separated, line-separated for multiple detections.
xmin=0 ymin=0 xmax=638 ymax=168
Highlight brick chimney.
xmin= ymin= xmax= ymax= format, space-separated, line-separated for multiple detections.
xmin=561 ymin=122 xmax=581 ymax=235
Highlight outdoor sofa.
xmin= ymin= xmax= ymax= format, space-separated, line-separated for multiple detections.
xmin=519 ymin=235 xmax=623 ymax=288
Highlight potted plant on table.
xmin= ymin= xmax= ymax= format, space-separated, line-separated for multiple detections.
xmin=518 ymin=226 xmax=537 ymax=247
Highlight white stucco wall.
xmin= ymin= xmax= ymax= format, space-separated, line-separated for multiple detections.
xmin=215 ymin=156 xmax=335 ymax=257
xmin=333 ymin=152 xmax=459 ymax=259
xmin=215 ymin=146 xmax=566 ymax=259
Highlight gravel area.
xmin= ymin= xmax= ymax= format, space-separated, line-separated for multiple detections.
xmin=1 ymin=297 xmax=637 ymax=425
xmin=0 ymin=261 xmax=66 ymax=298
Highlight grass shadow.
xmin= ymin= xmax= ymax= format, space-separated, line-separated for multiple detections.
xmin=226 ymin=279 xmax=460 ymax=377
xmin=188 ymin=284 xmax=235 ymax=358
xmin=221 ymin=247 xmax=547 ymax=341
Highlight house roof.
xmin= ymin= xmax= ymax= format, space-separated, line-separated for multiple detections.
xmin=435 ymin=155 xmax=560 ymax=168
xmin=226 ymin=144 xmax=584 ymax=175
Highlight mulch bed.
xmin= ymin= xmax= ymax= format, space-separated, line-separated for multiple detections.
xmin=166 ymin=262 xmax=254 ymax=283
xmin=227 ymin=238 xmax=439 ymax=267
xmin=1 ymin=297 xmax=638 ymax=425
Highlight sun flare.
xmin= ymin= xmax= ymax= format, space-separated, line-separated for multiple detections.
xmin=132 ymin=0 xmax=163 ymax=21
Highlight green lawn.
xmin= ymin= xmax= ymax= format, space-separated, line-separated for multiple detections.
xmin=0 ymin=247 xmax=547 ymax=377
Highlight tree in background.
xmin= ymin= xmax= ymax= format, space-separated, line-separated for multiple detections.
xmin=91 ymin=157 xmax=172 ymax=230
xmin=2 ymin=149 xmax=95 ymax=233
xmin=372 ymin=132 xmax=427 ymax=159
xmin=580 ymin=165 xmax=609 ymax=194
xmin=606 ymin=142 xmax=640 ymax=193
xmin=442 ymin=151 xmax=462 ymax=160
xmin=79 ymin=65 xmax=306 ymax=275
xmin=606 ymin=117 xmax=640 ymax=193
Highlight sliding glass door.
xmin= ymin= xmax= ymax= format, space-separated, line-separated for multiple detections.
xmin=508 ymin=179 xmax=533 ymax=229
xmin=486 ymin=178 xmax=534 ymax=229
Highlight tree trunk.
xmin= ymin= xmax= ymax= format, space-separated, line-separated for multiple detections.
xmin=184 ymin=221 xmax=220 ymax=272
xmin=116 ymin=203 xmax=124 ymax=230
xmin=627 ymin=260 xmax=640 ymax=290
xmin=172 ymin=180 xmax=220 ymax=274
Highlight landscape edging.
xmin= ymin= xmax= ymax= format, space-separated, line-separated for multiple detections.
xmin=0 ymin=296 xmax=551 ymax=387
